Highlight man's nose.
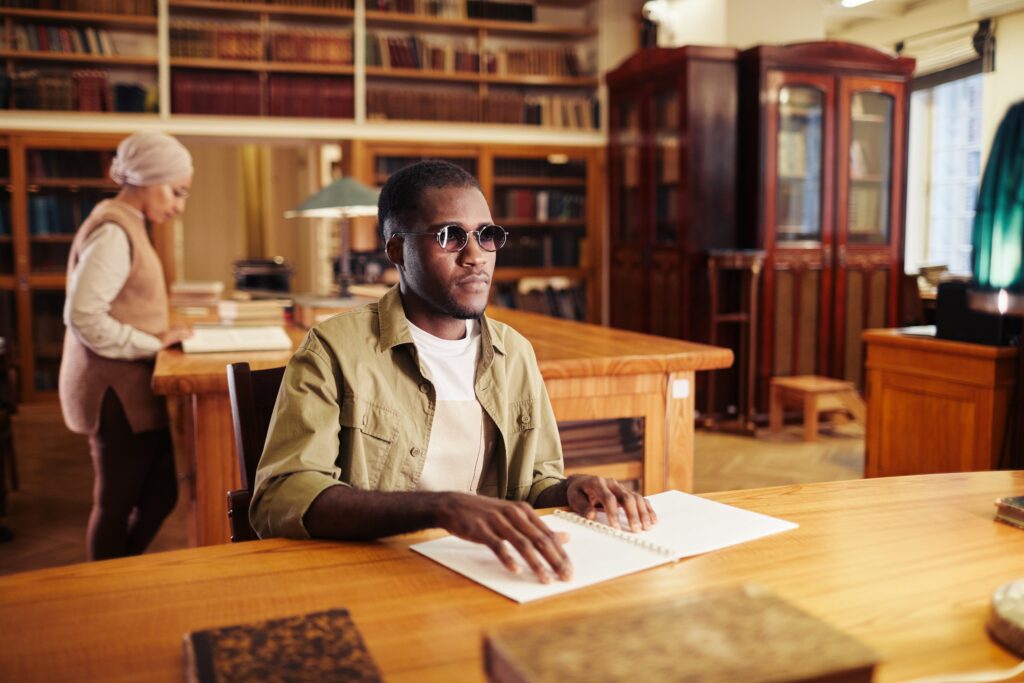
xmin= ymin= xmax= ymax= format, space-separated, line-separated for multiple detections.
xmin=458 ymin=232 xmax=488 ymax=264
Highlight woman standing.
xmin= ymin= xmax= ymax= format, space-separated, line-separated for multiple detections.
xmin=59 ymin=131 xmax=193 ymax=560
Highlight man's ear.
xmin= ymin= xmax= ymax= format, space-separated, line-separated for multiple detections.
xmin=385 ymin=234 xmax=404 ymax=266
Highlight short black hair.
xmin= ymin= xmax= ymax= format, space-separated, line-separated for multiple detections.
xmin=377 ymin=159 xmax=481 ymax=244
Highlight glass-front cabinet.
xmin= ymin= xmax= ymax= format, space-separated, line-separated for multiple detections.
xmin=740 ymin=43 xmax=913 ymax=404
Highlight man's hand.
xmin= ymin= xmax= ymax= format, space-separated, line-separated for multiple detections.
xmin=566 ymin=474 xmax=657 ymax=532
xmin=436 ymin=492 xmax=572 ymax=584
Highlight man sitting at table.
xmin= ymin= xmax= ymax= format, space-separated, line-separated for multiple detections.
xmin=250 ymin=160 xmax=655 ymax=583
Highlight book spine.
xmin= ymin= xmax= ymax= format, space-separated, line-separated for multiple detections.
xmin=551 ymin=509 xmax=675 ymax=557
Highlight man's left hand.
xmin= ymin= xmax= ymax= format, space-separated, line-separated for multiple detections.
xmin=565 ymin=475 xmax=657 ymax=532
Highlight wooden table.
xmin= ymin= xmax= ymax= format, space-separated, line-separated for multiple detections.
xmin=152 ymin=307 xmax=732 ymax=546
xmin=2 ymin=472 xmax=1022 ymax=682
xmin=864 ymin=329 xmax=1019 ymax=477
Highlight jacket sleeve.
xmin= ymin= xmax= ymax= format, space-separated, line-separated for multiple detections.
xmin=249 ymin=331 xmax=349 ymax=539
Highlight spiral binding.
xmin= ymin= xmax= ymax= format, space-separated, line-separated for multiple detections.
xmin=552 ymin=509 xmax=674 ymax=557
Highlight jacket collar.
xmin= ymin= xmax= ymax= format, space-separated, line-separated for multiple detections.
xmin=376 ymin=284 xmax=506 ymax=357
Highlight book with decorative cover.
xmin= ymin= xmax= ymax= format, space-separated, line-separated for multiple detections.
xmin=484 ymin=584 xmax=878 ymax=683
xmin=183 ymin=607 xmax=382 ymax=683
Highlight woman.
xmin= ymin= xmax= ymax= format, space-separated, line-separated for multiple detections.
xmin=59 ymin=131 xmax=193 ymax=560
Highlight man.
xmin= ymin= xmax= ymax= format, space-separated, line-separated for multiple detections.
xmin=251 ymin=160 xmax=655 ymax=584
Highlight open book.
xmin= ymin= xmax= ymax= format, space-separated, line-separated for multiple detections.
xmin=181 ymin=325 xmax=293 ymax=354
xmin=411 ymin=490 xmax=797 ymax=603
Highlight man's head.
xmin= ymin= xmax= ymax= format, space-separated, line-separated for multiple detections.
xmin=380 ymin=160 xmax=499 ymax=327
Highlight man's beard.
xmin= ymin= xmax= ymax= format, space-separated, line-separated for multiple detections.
xmin=436 ymin=288 xmax=487 ymax=320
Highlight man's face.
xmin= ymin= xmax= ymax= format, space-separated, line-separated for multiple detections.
xmin=394 ymin=185 xmax=496 ymax=320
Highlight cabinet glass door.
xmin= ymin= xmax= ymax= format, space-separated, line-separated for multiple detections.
xmin=653 ymin=89 xmax=681 ymax=245
xmin=776 ymin=85 xmax=825 ymax=243
xmin=613 ymin=99 xmax=643 ymax=245
xmin=846 ymin=91 xmax=894 ymax=245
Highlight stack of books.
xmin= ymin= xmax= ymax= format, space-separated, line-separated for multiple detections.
xmin=169 ymin=281 xmax=224 ymax=309
xmin=217 ymin=298 xmax=290 ymax=326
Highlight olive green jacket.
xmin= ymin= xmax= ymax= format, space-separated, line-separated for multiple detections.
xmin=250 ymin=286 xmax=565 ymax=539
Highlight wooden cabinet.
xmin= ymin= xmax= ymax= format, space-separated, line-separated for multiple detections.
xmin=738 ymin=42 xmax=914 ymax=406
xmin=0 ymin=132 xmax=124 ymax=401
xmin=864 ymin=330 xmax=1017 ymax=476
xmin=345 ymin=141 xmax=604 ymax=322
xmin=606 ymin=46 xmax=739 ymax=341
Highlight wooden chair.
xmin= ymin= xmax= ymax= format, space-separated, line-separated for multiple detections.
xmin=226 ymin=362 xmax=286 ymax=542
xmin=769 ymin=375 xmax=866 ymax=442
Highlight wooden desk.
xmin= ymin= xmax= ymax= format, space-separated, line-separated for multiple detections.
xmin=2 ymin=472 xmax=1022 ymax=682
xmin=153 ymin=308 xmax=732 ymax=546
xmin=864 ymin=329 xmax=1018 ymax=477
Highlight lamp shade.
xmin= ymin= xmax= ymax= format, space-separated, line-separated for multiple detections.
xmin=285 ymin=177 xmax=380 ymax=219
xmin=972 ymin=100 xmax=1024 ymax=293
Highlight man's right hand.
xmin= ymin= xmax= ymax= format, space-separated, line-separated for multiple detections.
xmin=436 ymin=492 xmax=572 ymax=584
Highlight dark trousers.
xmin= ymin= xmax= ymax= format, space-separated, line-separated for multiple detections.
xmin=87 ymin=389 xmax=177 ymax=561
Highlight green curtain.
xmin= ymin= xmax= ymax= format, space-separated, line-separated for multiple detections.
xmin=972 ymin=100 xmax=1024 ymax=291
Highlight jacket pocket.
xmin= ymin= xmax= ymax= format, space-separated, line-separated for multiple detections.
xmin=509 ymin=398 xmax=537 ymax=434
xmin=339 ymin=399 xmax=398 ymax=489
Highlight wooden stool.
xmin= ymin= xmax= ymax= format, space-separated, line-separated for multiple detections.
xmin=769 ymin=375 xmax=866 ymax=442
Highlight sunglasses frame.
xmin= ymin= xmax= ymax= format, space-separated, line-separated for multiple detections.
xmin=391 ymin=224 xmax=509 ymax=253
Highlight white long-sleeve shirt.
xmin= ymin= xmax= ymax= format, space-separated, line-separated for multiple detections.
xmin=63 ymin=220 xmax=163 ymax=360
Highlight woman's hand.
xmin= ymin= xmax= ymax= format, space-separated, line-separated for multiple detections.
xmin=158 ymin=326 xmax=193 ymax=349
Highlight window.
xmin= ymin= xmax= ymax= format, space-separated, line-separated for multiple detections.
xmin=904 ymin=73 xmax=983 ymax=276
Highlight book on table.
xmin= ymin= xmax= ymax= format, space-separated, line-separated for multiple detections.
xmin=183 ymin=607 xmax=382 ymax=683
xmin=411 ymin=490 xmax=798 ymax=603
xmin=181 ymin=325 xmax=292 ymax=354
xmin=483 ymin=584 xmax=878 ymax=683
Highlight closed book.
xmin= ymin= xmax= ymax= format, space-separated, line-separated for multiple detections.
xmin=184 ymin=607 xmax=382 ymax=683
xmin=484 ymin=585 xmax=878 ymax=683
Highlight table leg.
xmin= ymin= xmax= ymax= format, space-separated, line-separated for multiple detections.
xmin=769 ymin=384 xmax=783 ymax=433
xmin=803 ymin=394 xmax=818 ymax=442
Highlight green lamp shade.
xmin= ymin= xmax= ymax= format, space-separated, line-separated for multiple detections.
xmin=972 ymin=100 xmax=1024 ymax=291
xmin=285 ymin=177 xmax=380 ymax=219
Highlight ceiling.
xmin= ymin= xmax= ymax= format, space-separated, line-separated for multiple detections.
xmin=823 ymin=0 xmax=932 ymax=34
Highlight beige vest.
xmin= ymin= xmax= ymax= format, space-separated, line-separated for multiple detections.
xmin=58 ymin=199 xmax=170 ymax=435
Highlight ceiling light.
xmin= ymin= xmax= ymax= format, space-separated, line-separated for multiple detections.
xmin=841 ymin=0 xmax=874 ymax=7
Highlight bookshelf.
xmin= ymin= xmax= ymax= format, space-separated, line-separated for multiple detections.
xmin=345 ymin=140 xmax=601 ymax=322
xmin=0 ymin=1 xmax=160 ymax=114
xmin=0 ymin=131 xmax=124 ymax=400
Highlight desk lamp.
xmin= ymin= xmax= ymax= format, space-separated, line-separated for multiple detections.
xmin=285 ymin=177 xmax=379 ymax=298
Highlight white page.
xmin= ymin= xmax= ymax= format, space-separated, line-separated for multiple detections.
xmin=181 ymin=326 xmax=292 ymax=354
xmin=410 ymin=490 xmax=797 ymax=603
xmin=596 ymin=490 xmax=799 ymax=558
xmin=411 ymin=514 xmax=670 ymax=604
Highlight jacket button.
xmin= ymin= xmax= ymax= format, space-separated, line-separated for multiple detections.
xmin=411 ymin=447 xmax=423 ymax=457
xmin=519 ymin=414 xmax=531 ymax=425
xmin=419 ymin=382 xmax=430 ymax=394
xmin=361 ymin=414 xmax=368 ymax=426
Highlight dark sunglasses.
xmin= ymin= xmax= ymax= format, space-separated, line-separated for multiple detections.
xmin=391 ymin=224 xmax=508 ymax=253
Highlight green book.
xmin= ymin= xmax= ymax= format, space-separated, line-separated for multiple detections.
xmin=184 ymin=607 xmax=382 ymax=683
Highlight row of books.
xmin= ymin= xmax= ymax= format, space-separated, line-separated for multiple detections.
xmin=498 ymin=228 xmax=581 ymax=268
xmin=493 ymin=157 xmax=585 ymax=178
xmin=28 ymin=194 xmax=104 ymax=236
xmin=366 ymin=87 xmax=598 ymax=129
xmin=27 ymin=149 xmax=112 ymax=179
xmin=30 ymin=240 xmax=72 ymax=273
xmin=189 ymin=0 xmax=351 ymax=6
xmin=270 ymin=28 xmax=352 ymax=64
xmin=0 ymin=70 xmax=154 ymax=112
xmin=497 ymin=189 xmax=584 ymax=221
xmin=366 ymin=34 xmax=588 ymax=78
xmin=466 ymin=0 xmax=534 ymax=22
xmin=492 ymin=279 xmax=586 ymax=321
xmin=0 ymin=0 xmax=156 ymax=13
xmin=169 ymin=24 xmax=262 ymax=61
xmin=172 ymin=70 xmax=353 ymax=117
xmin=2 ymin=24 xmax=120 ymax=57
xmin=366 ymin=33 xmax=479 ymax=73
xmin=0 ymin=199 xmax=10 ymax=237
xmin=374 ymin=155 xmax=476 ymax=176
xmin=169 ymin=280 xmax=224 ymax=308
xmin=369 ymin=0 xmax=540 ymax=22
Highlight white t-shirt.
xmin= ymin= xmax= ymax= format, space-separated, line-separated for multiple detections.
xmin=408 ymin=318 xmax=495 ymax=493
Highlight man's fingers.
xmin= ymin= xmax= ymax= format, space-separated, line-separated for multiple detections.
xmin=613 ymin=484 xmax=644 ymax=532
xmin=506 ymin=506 xmax=573 ymax=581
xmin=494 ymin=516 xmax=554 ymax=584
xmin=644 ymin=497 xmax=658 ymax=526
xmin=600 ymin=489 xmax=622 ymax=530
xmin=485 ymin=535 xmax=521 ymax=576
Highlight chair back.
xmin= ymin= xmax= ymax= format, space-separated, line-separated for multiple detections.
xmin=225 ymin=362 xmax=286 ymax=542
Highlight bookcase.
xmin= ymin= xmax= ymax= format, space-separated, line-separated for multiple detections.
xmin=0 ymin=1 xmax=160 ymax=113
xmin=346 ymin=140 xmax=603 ymax=322
xmin=168 ymin=0 xmax=355 ymax=117
xmin=737 ymin=42 xmax=914 ymax=405
xmin=0 ymin=131 xmax=123 ymax=401
xmin=0 ymin=0 xmax=600 ymax=133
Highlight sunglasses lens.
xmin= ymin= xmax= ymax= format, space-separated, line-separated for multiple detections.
xmin=439 ymin=225 xmax=468 ymax=252
xmin=479 ymin=225 xmax=506 ymax=251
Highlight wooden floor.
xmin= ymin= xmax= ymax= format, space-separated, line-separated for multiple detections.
xmin=0 ymin=403 xmax=863 ymax=576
